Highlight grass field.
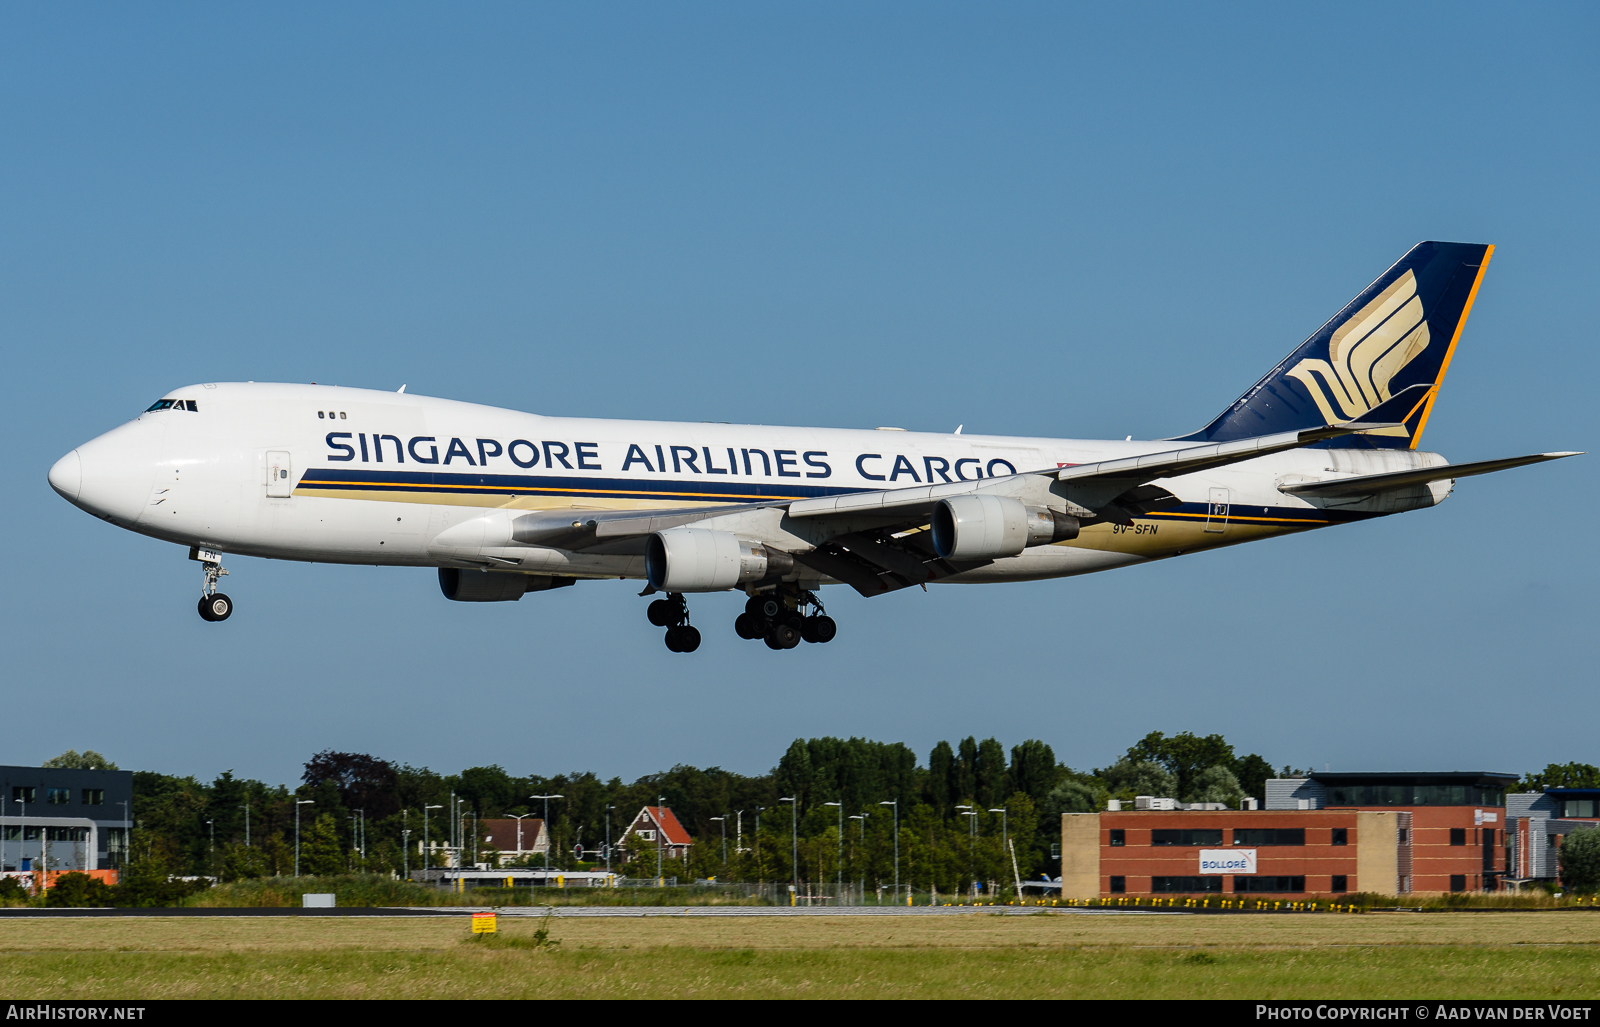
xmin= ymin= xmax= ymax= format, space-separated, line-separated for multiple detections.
xmin=1 ymin=911 xmax=1596 ymax=999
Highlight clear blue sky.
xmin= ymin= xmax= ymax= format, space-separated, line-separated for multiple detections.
xmin=3 ymin=3 xmax=1595 ymax=788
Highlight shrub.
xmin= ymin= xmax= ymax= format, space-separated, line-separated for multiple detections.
xmin=1558 ymin=827 xmax=1600 ymax=892
xmin=45 ymin=873 xmax=116 ymax=908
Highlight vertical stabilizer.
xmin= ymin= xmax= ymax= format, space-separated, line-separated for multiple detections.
xmin=1178 ymin=242 xmax=1493 ymax=449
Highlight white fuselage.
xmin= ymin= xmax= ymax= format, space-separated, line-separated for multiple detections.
xmin=48 ymin=382 xmax=1450 ymax=587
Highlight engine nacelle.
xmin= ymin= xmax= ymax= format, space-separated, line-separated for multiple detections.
xmin=438 ymin=568 xmax=576 ymax=602
xmin=931 ymin=495 xmax=1079 ymax=560
xmin=646 ymin=528 xmax=793 ymax=592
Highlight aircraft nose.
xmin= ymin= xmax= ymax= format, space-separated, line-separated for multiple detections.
xmin=48 ymin=450 xmax=82 ymax=500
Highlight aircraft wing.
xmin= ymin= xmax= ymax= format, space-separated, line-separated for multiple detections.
xmin=1278 ymin=451 xmax=1582 ymax=499
xmin=787 ymin=420 xmax=1396 ymax=521
xmin=503 ymin=419 xmax=1402 ymax=598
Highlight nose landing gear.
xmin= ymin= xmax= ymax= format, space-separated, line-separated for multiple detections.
xmin=736 ymin=587 xmax=835 ymax=651
xmin=646 ymin=593 xmax=700 ymax=652
xmin=191 ymin=547 xmax=233 ymax=622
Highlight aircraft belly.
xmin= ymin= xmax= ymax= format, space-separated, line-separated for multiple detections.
xmin=940 ymin=545 xmax=1145 ymax=583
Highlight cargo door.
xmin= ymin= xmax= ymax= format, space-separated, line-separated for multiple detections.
xmin=1204 ymin=487 xmax=1230 ymax=533
xmin=267 ymin=451 xmax=294 ymax=498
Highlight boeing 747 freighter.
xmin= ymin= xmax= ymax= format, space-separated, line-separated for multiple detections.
xmin=48 ymin=242 xmax=1577 ymax=651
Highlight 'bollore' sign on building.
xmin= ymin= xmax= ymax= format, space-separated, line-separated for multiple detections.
xmin=1199 ymin=849 xmax=1256 ymax=874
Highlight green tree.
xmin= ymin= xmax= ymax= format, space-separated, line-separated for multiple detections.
xmin=1045 ymin=778 xmax=1103 ymax=815
xmin=1126 ymin=731 xmax=1236 ymax=798
xmin=1558 ymin=828 xmax=1600 ymax=892
xmin=43 ymin=750 xmax=118 ymax=770
xmin=1098 ymin=759 xmax=1176 ymax=800
xmin=1233 ymin=754 xmax=1275 ymax=804
xmin=956 ymin=738 xmax=979 ymax=801
xmin=926 ymin=741 xmax=954 ymax=811
xmin=1188 ymin=765 xmax=1245 ymax=806
xmin=300 ymin=813 xmax=345 ymax=876
xmin=1524 ymin=763 xmax=1600 ymax=790
xmin=975 ymin=738 xmax=1008 ymax=808
xmin=1008 ymin=740 xmax=1060 ymax=809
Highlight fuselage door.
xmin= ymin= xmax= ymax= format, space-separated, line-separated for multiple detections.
xmin=1204 ymin=487 xmax=1230 ymax=533
xmin=267 ymin=451 xmax=294 ymax=498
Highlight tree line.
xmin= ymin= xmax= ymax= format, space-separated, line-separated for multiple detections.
xmin=97 ymin=741 xmax=1598 ymax=895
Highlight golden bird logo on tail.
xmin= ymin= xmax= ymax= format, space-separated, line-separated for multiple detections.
xmin=1285 ymin=270 xmax=1430 ymax=437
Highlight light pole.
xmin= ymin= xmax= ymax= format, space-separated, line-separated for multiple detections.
xmin=118 ymin=799 xmax=130 ymax=870
xmin=850 ymin=813 xmax=868 ymax=897
xmin=207 ymin=819 xmax=215 ymax=859
xmin=605 ymin=805 xmax=615 ymax=872
xmin=239 ymin=804 xmax=250 ymax=848
xmin=879 ymin=799 xmax=899 ymax=903
xmin=780 ymin=797 xmax=798 ymax=893
xmin=530 ymin=795 xmax=563 ymax=872
xmin=13 ymin=799 xmax=26 ymax=887
xmin=656 ymin=794 xmax=666 ymax=882
xmin=424 ymin=804 xmax=442 ymax=871
xmin=354 ymin=809 xmax=365 ymax=861
xmin=711 ymin=816 xmax=726 ymax=868
xmin=401 ymin=809 xmax=409 ymax=878
xmin=294 ymin=800 xmax=314 ymax=877
xmin=988 ymin=807 xmax=1008 ymax=863
xmin=510 ymin=813 xmax=535 ymax=864
xmin=824 ymin=802 xmax=842 ymax=898
xmin=959 ymin=807 xmax=978 ymax=898
xmin=735 ymin=810 xmax=743 ymax=855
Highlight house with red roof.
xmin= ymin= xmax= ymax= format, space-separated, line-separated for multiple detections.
xmin=620 ymin=805 xmax=693 ymax=860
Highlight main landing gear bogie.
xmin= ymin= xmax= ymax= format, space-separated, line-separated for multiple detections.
xmin=647 ymin=593 xmax=701 ymax=653
xmin=739 ymin=590 xmax=835 ymax=651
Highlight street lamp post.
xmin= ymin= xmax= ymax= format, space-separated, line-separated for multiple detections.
xmin=879 ymin=800 xmax=899 ymax=903
xmin=605 ymin=805 xmax=615 ymax=872
xmin=849 ymin=814 xmax=868 ymax=898
xmin=780 ymin=797 xmax=798 ymax=895
xmin=401 ymin=809 xmax=409 ymax=878
xmin=823 ymin=802 xmax=842 ymax=899
xmin=239 ymin=804 xmax=250 ymax=848
xmin=13 ymin=800 xmax=25 ymax=888
xmin=529 ymin=795 xmax=564 ymax=872
xmin=655 ymin=795 xmax=666 ymax=882
xmin=294 ymin=800 xmax=314 ymax=878
xmin=988 ymin=808 xmax=1008 ymax=864
xmin=354 ymin=809 xmax=365 ymax=861
xmin=510 ymin=813 xmax=534 ymax=864
xmin=959 ymin=807 xmax=979 ymax=898
xmin=424 ymin=804 xmax=442 ymax=871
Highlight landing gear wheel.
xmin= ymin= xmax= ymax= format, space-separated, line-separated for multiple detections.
xmin=665 ymin=625 xmax=701 ymax=652
xmin=199 ymin=593 xmax=233 ymax=622
xmin=759 ymin=597 xmax=783 ymax=620
xmin=734 ymin=612 xmax=763 ymax=640
xmin=766 ymin=622 xmax=801 ymax=650
xmin=801 ymin=615 xmax=836 ymax=643
xmin=745 ymin=595 xmax=770 ymax=618
xmin=647 ymin=599 xmax=680 ymax=627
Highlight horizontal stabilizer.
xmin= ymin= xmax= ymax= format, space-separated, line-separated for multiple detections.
xmin=1279 ymin=451 xmax=1582 ymax=498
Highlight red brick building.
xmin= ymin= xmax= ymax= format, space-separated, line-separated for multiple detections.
xmin=1062 ymin=772 xmax=1515 ymax=898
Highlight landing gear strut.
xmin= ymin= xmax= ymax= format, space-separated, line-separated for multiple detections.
xmin=735 ymin=586 xmax=835 ymax=651
xmin=190 ymin=547 xmax=233 ymax=622
xmin=646 ymin=593 xmax=700 ymax=653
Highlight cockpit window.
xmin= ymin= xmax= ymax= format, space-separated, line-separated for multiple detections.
xmin=145 ymin=399 xmax=198 ymax=412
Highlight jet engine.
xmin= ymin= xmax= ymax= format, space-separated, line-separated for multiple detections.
xmin=438 ymin=568 xmax=576 ymax=602
xmin=931 ymin=495 xmax=1080 ymax=560
xmin=646 ymin=528 xmax=794 ymax=592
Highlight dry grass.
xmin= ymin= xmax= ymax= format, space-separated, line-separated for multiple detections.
xmin=0 ymin=911 xmax=1596 ymax=999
